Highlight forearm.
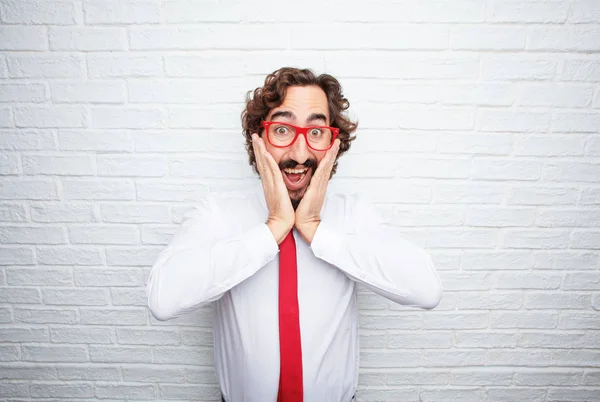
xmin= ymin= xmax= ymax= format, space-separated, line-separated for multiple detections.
xmin=311 ymin=221 xmax=443 ymax=309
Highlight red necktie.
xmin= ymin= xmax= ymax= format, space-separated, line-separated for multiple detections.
xmin=277 ymin=231 xmax=303 ymax=402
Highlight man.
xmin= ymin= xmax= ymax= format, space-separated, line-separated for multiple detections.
xmin=146 ymin=68 xmax=443 ymax=402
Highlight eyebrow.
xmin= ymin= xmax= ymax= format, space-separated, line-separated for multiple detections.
xmin=269 ymin=110 xmax=329 ymax=125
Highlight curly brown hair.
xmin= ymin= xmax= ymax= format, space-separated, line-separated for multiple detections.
xmin=241 ymin=67 xmax=358 ymax=176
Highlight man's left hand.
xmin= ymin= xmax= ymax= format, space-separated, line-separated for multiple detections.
xmin=295 ymin=139 xmax=341 ymax=244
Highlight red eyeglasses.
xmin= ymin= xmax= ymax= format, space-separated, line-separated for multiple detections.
xmin=260 ymin=121 xmax=340 ymax=151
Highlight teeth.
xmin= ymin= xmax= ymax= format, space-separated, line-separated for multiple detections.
xmin=283 ymin=168 xmax=307 ymax=174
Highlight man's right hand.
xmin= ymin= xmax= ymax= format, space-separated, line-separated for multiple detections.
xmin=252 ymin=133 xmax=294 ymax=244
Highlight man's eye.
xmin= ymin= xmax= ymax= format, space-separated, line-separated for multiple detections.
xmin=276 ymin=127 xmax=289 ymax=134
xmin=309 ymin=129 xmax=322 ymax=136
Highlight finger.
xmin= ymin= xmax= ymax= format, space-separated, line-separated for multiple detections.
xmin=252 ymin=134 xmax=265 ymax=175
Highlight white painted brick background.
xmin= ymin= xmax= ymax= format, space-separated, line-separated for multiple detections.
xmin=0 ymin=0 xmax=599 ymax=400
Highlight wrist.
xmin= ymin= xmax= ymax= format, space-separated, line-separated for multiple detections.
xmin=295 ymin=221 xmax=320 ymax=244
xmin=266 ymin=218 xmax=293 ymax=245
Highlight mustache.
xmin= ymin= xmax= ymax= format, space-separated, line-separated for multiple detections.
xmin=279 ymin=158 xmax=317 ymax=171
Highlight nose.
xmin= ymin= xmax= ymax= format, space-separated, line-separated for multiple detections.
xmin=287 ymin=134 xmax=311 ymax=166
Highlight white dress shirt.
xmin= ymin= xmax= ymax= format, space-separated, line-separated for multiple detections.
xmin=146 ymin=181 xmax=443 ymax=402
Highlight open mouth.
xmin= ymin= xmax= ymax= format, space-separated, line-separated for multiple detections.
xmin=282 ymin=167 xmax=310 ymax=190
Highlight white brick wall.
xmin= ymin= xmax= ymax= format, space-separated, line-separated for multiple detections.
xmin=0 ymin=0 xmax=599 ymax=400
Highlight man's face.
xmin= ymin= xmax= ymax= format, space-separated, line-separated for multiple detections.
xmin=262 ymin=85 xmax=330 ymax=208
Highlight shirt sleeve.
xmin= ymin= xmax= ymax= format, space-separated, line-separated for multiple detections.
xmin=146 ymin=195 xmax=279 ymax=320
xmin=310 ymin=195 xmax=443 ymax=309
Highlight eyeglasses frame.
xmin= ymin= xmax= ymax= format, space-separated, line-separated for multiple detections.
xmin=260 ymin=121 xmax=340 ymax=151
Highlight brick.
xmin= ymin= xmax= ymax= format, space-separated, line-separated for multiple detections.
xmin=135 ymin=130 xmax=247 ymax=153
xmin=58 ymin=129 xmax=133 ymax=152
xmin=488 ymin=0 xmax=568 ymax=22
xmin=181 ymin=329 xmax=213 ymax=346
xmin=68 ymin=225 xmax=139 ymax=245
xmin=117 ymin=328 xmax=180 ymax=345
xmin=0 ymin=84 xmax=46 ymax=102
xmin=51 ymin=81 xmax=126 ymax=104
xmin=106 ymin=247 xmax=160 ymax=266
xmin=15 ymin=106 xmax=86 ymax=128
xmin=7 ymin=267 xmax=72 ymax=286
xmin=0 ymin=287 xmax=41 ymax=303
xmin=91 ymin=106 xmax=165 ymax=129
xmin=49 ymin=27 xmax=127 ymax=51
xmin=14 ymin=307 xmax=77 ymax=324
xmin=427 ymin=229 xmax=497 ymax=249
xmin=491 ymin=311 xmax=557 ymax=329
xmin=186 ymin=367 xmax=218 ymax=383
xmin=340 ymin=80 xmax=437 ymax=104
xmin=43 ymin=288 xmax=109 ymax=306
xmin=31 ymin=383 xmax=94 ymax=398
xmin=37 ymin=246 xmax=103 ymax=265
xmin=101 ymin=204 xmax=170 ymax=224
xmin=122 ymin=365 xmax=186 ymax=383
xmin=571 ymin=231 xmax=600 ymax=249
xmin=0 ymin=247 xmax=34 ymax=265
xmin=583 ymin=371 xmax=600 ymax=385
xmin=423 ymin=350 xmax=487 ymax=368
xmin=455 ymin=331 xmax=518 ymax=348
xmin=451 ymin=26 xmax=526 ymax=50
xmin=543 ymin=162 xmax=600 ymax=182
xmin=503 ymin=230 xmax=570 ymax=249
xmin=562 ymin=59 xmax=600 ymax=81
xmin=0 ymin=204 xmax=26 ymax=222
xmin=569 ymin=0 xmax=600 ymax=22
xmin=0 ymin=178 xmax=57 ymax=200
xmin=478 ymin=109 xmax=549 ymax=132
xmin=31 ymin=202 xmax=96 ymax=223
xmin=482 ymin=56 xmax=557 ymax=80
xmin=130 ymin=25 xmax=288 ymax=50
xmin=552 ymin=112 xmax=600 ymax=132
xmin=0 ymin=0 xmax=80 ymax=24
xmin=0 ymin=153 xmax=20 ymax=174
xmin=518 ymin=84 xmax=593 ymax=107
xmin=90 ymin=345 xmax=151 ymax=363
xmin=164 ymin=0 xmax=244 ymax=22
xmin=390 ymin=206 xmax=464 ymax=227
xmin=485 ymin=388 xmax=546 ymax=401
xmin=293 ymin=24 xmax=448 ymax=50
xmin=111 ymin=288 xmax=147 ymax=306
xmin=0 ymin=129 xmax=55 ymax=150
xmin=327 ymin=54 xmax=480 ymax=80
xmin=547 ymin=388 xmax=600 ymax=401
xmin=97 ymin=155 xmax=167 ymax=177
xmin=423 ymin=312 xmax=488 ymax=330
xmin=23 ymin=155 xmax=94 ymax=176
xmin=7 ymin=53 xmax=84 ymax=78
xmin=450 ymin=368 xmax=513 ymax=386
xmin=537 ymin=208 xmax=600 ymax=227
xmin=433 ymin=183 xmax=504 ymax=204
xmin=153 ymin=347 xmax=213 ymax=364
xmin=75 ymin=267 xmax=143 ymax=287
xmin=533 ymin=251 xmax=598 ymax=270
xmin=508 ymin=185 xmax=579 ymax=205
xmin=160 ymin=384 xmax=220 ymax=400
xmin=50 ymin=327 xmax=113 ymax=344
xmin=169 ymin=105 xmax=242 ymax=129
xmin=559 ymin=312 xmax=599 ymax=329
xmin=57 ymin=364 xmax=120 ymax=380
xmin=528 ymin=26 xmax=600 ymax=51
xmin=438 ymin=83 xmax=515 ymax=106
xmin=0 ymin=364 xmax=57 ymax=379
xmin=166 ymin=54 xmax=245 ymax=77
xmin=0 ymin=108 xmax=12 ymax=129
xmin=580 ymin=187 xmax=600 ymax=204
xmin=0 ymin=307 xmax=11 ymax=323
xmin=143 ymin=227 xmax=176 ymax=246
xmin=552 ymin=350 xmax=600 ymax=366
xmin=0 ymin=56 xmax=6 ymax=78
xmin=87 ymin=53 xmax=164 ymax=78
xmin=439 ymin=133 xmax=511 ymax=155
xmin=360 ymin=312 xmax=421 ymax=330
xmin=62 ymin=178 xmax=135 ymax=200
xmin=136 ymin=181 xmax=209 ymax=202
xmin=514 ymin=369 xmax=582 ymax=386
xmin=0 ymin=26 xmax=47 ymax=50
xmin=587 ymin=136 xmax=600 ymax=156
xmin=438 ymin=272 xmax=492 ymax=291
xmin=462 ymin=251 xmax=531 ymax=270
xmin=129 ymin=78 xmax=245 ymax=104
xmin=524 ymin=293 xmax=590 ymax=309
xmin=85 ymin=0 xmax=161 ymax=24
xmin=458 ymin=292 xmax=522 ymax=310
xmin=80 ymin=308 xmax=147 ymax=325
xmin=0 ymin=382 xmax=29 ymax=397
xmin=465 ymin=207 xmax=536 ymax=227
xmin=23 ymin=345 xmax=87 ymax=362
xmin=0 ymin=327 xmax=48 ymax=343
xmin=360 ymin=105 xmax=474 ymax=130
xmin=387 ymin=332 xmax=451 ymax=349
xmin=397 ymin=158 xmax=471 ymax=179
xmin=487 ymin=350 xmax=553 ymax=366
xmin=95 ymin=384 xmax=156 ymax=399
xmin=495 ymin=272 xmax=562 ymax=289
